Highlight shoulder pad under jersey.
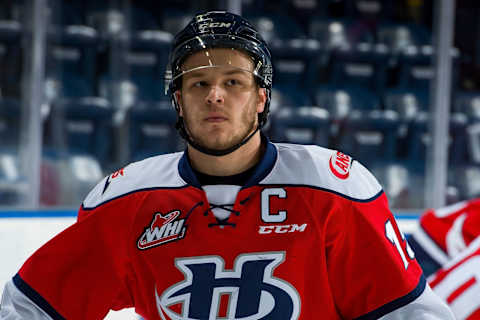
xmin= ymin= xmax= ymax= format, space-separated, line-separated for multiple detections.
xmin=262 ymin=143 xmax=382 ymax=201
xmin=82 ymin=152 xmax=186 ymax=209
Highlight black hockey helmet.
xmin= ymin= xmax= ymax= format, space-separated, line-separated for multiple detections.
xmin=164 ymin=11 xmax=273 ymax=156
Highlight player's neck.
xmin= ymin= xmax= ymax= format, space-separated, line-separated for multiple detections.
xmin=187 ymin=132 xmax=263 ymax=176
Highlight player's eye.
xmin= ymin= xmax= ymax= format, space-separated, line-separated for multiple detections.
xmin=193 ymin=81 xmax=208 ymax=88
xmin=226 ymin=79 xmax=240 ymax=86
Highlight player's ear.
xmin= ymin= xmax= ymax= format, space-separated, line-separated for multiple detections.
xmin=256 ymin=88 xmax=266 ymax=113
xmin=175 ymin=90 xmax=183 ymax=116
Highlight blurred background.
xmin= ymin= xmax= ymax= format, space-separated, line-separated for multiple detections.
xmin=1 ymin=0 xmax=479 ymax=210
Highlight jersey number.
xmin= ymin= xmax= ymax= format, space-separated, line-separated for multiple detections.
xmin=385 ymin=219 xmax=415 ymax=269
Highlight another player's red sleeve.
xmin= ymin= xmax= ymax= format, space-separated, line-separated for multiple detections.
xmin=16 ymin=194 xmax=141 ymax=320
xmin=429 ymin=237 xmax=480 ymax=320
xmin=419 ymin=198 xmax=480 ymax=255
xmin=325 ymin=192 xmax=424 ymax=319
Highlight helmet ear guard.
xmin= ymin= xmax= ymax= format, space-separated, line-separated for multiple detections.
xmin=164 ymin=11 xmax=274 ymax=143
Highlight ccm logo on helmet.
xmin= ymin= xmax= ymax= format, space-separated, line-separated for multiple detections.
xmin=329 ymin=151 xmax=352 ymax=180
xmin=199 ymin=22 xmax=232 ymax=32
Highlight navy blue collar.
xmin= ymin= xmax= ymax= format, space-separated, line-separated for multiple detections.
xmin=178 ymin=133 xmax=277 ymax=189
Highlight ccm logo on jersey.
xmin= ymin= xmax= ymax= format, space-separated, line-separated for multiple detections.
xmin=329 ymin=151 xmax=353 ymax=180
xmin=137 ymin=210 xmax=186 ymax=250
xmin=259 ymin=224 xmax=307 ymax=234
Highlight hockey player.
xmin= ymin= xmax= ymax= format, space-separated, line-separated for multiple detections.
xmin=1 ymin=11 xmax=454 ymax=319
xmin=408 ymin=198 xmax=480 ymax=277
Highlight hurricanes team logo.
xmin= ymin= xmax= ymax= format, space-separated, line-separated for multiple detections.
xmin=137 ymin=210 xmax=186 ymax=250
xmin=329 ymin=151 xmax=352 ymax=180
xmin=156 ymin=252 xmax=301 ymax=320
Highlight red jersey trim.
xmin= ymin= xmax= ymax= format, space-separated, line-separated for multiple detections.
xmin=353 ymin=275 xmax=426 ymax=320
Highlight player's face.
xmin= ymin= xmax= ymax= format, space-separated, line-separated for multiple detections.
xmin=176 ymin=48 xmax=266 ymax=152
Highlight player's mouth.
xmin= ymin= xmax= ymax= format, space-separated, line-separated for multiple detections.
xmin=205 ymin=115 xmax=228 ymax=122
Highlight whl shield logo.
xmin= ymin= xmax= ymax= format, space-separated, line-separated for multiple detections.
xmin=156 ymin=252 xmax=300 ymax=320
xmin=137 ymin=210 xmax=186 ymax=250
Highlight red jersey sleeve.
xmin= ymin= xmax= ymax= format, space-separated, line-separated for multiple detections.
xmin=325 ymin=192 xmax=425 ymax=319
xmin=429 ymin=236 xmax=480 ymax=320
xmin=420 ymin=198 xmax=480 ymax=257
xmin=16 ymin=194 xmax=141 ymax=320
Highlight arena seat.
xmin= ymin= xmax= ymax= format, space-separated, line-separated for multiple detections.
xmin=0 ymin=19 xmax=22 ymax=98
xmin=269 ymin=106 xmax=330 ymax=146
xmin=453 ymin=90 xmax=480 ymax=118
xmin=0 ymin=149 xmax=26 ymax=206
xmin=309 ymin=18 xmax=390 ymax=92
xmin=314 ymin=83 xmax=380 ymax=118
xmin=247 ymin=13 xmax=320 ymax=92
xmin=0 ymin=97 xmax=20 ymax=147
xmin=45 ymin=97 xmax=114 ymax=168
xmin=450 ymin=164 xmax=480 ymax=201
xmin=405 ymin=111 xmax=469 ymax=170
xmin=335 ymin=109 xmax=400 ymax=166
xmin=127 ymin=101 xmax=182 ymax=161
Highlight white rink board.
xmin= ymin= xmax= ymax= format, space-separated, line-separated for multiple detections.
xmin=0 ymin=214 xmax=419 ymax=319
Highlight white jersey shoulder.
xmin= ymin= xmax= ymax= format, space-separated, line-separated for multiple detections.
xmin=380 ymin=284 xmax=455 ymax=320
xmin=83 ymin=152 xmax=186 ymax=209
xmin=262 ymin=143 xmax=382 ymax=201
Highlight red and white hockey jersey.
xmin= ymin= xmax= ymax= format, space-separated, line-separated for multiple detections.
xmin=429 ymin=236 xmax=480 ymax=319
xmin=411 ymin=198 xmax=480 ymax=266
xmin=1 ymin=142 xmax=453 ymax=319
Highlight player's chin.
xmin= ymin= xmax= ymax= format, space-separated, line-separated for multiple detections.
xmin=197 ymin=134 xmax=241 ymax=151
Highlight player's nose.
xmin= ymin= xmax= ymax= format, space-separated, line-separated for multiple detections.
xmin=205 ymin=85 xmax=225 ymax=105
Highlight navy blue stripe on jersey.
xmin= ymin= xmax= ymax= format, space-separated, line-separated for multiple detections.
xmin=178 ymin=151 xmax=202 ymax=188
xmin=13 ymin=273 xmax=66 ymax=320
xmin=178 ymin=133 xmax=278 ymax=189
xmin=259 ymin=184 xmax=384 ymax=203
xmin=244 ymin=137 xmax=277 ymax=188
xmin=354 ymin=274 xmax=426 ymax=320
xmin=82 ymin=185 xmax=191 ymax=211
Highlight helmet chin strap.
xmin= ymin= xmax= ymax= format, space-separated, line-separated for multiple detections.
xmin=176 ymin=117 xmax=260 ymax=157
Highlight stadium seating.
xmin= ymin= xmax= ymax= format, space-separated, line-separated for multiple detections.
xmin=369 ymin=161 xmax=413 ymax=209
xmin=127 ymin=101 xmax=182 ymax=161
xmin=160 ymin=11 xmax=193 ymax=36
xmin=46 ymin=25 xmax=100 ymax=95
xmin=382 ymin=87 xmax=429 ymax=158
xmin=0 ymin=19 xmax=22 ymax=98
xmin=453 ymin=91 xmax=480 ymax=165
xmin=314 ymin=83 xmax=380 ymax=118
xmin=405 ymin=111 xmax=469 ymax=171
xmin=124 ymin=29 xmax=173 ymax=102
xmin=450 ymin=164 xmax=480 ymax=201
xmin=45 ymin=97 xmax=114 ymax=167
xmin=247 ymin=13 xmax=321 ymax=93
xmin=334 ymin=109 xmax=400 ymax=165
xmin=0 ymin=97 xmax=20 ymax=147
xmin=0 ymin=149 xmax=26 ymax=206
xmin=269 ymin=106 xmax=330 ymax=146
xmin=0 ymin=97 xmax=23 ymax=205
xmin=453 ymin=90 xmax=480 ymax=118
xmin=308 ymin=17 xmax=388 ymax=91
